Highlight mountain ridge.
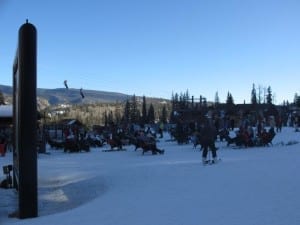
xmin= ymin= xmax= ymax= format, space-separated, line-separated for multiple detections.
xmin=0 ymin=84 xmax=168 ymax=108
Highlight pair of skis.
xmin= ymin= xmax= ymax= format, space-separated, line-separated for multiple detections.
xmin=203 ymin=158 xmax=221 ymax=165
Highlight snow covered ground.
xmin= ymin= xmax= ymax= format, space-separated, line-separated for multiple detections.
xmin=1 ymin=127 xmax=300 ymax=225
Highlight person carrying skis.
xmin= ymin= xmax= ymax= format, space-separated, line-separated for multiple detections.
xmin=200 ymin=118 xmax=218 ymax=164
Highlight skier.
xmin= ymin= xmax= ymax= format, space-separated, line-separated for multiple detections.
xmin=200 ymin=119 xmax=218 ymax=164
xmin=80 ymin=88 xmax=85 ymax=98
xmin=64 ymin=80 xmax=68 ymax=89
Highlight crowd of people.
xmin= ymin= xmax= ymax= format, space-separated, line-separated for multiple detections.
xmin=0 ymin=128 xmax=12 ymax=157
xmin=172 ymin=113 xmax=288 ymax=164
xmin=0 ymin=110 xmax=297 ymax=164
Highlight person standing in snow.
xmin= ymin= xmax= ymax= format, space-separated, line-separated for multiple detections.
xmin=158 ymin=122 xmax=164 ymax=138
xmin=200 ymin=119 xmax=218 ymax=164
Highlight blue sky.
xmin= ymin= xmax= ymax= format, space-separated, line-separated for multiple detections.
xmin=0 ymin=0 xmax=299 ymax=104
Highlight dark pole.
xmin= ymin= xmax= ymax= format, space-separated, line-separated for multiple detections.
xmin=12 ymin=50 xmax=17 ymax=190
xmin=17 ymin=20 xmax=38 ymax=218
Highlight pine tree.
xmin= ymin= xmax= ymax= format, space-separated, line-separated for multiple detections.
xmin=258 ymin=85 xmax=263 ymax=104
xmin=108 ymin=110 xmax=114 ymax=125
xmin=203 ymin=97 xmax=207 ymax=107
xmin=141 ymin=96 xmax=148 ymax=125
xmin=123 ymin=100 xmax=130 ymax=124
xmin=214 ymin=91 xmax=220 ymax=106
xmin=266 ymin=86 xmax=272 ymax=104
xmin=226 ymin=92 xmax=234 ymax=105
xmin=294 ymin=93 xmax=300 ymax=107
xmin=170 ymin=92 xmax=179 ymax=123
xmin=147 ymin=104 xmax=155 ymax=124
xmin=115 ymin=102 xmax=122 ymax=124
xmin=129 ymin=95 xmax=140 ymax=124
xmin=104 ymin=111 xmax=108 ymax=126
xmin=200 ymin=95 xmax=203 ymax=106
xmin=251 ymin=83 xmax=257 ymax=105
xmin=184 ymin=89 xmax=190 ymax=108
xmin=160 ymin=105 xmax=167 ymax=124
xmin=173 ymin=92 xmax=179 ymax=110
xmin=294 ymin=93 xmax=298 ymax=104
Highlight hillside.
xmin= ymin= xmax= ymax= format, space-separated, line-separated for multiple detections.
xmin=0 ymin=84 xmax=168 ymax=108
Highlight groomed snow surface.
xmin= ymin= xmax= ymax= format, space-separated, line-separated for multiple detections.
xmin=1 ymin=127 xmax=300 ymax=225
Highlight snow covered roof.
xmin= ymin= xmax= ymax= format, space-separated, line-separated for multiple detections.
xmin=0 ymin=105 xmax=12 ymax=118
xmin=67 ymin=119 xmax=76 ymax=125
xmin=59 ymin=118 xmax=83 ymax=126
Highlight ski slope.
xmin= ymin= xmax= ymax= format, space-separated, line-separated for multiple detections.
xmin=1 ymin=127 xmax=300 ymax=225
